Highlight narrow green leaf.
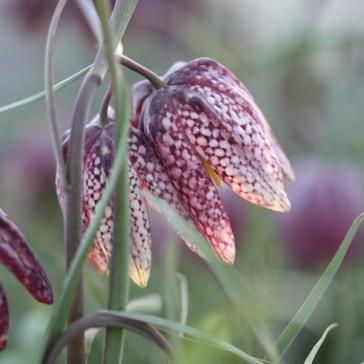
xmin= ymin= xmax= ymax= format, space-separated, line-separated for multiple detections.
xmin=176 ymin=273 xmax=189 ymax=329
xmin=163 ymin=238 xmax=180 ymax=323
xmin=94 ymin=0 xmax=135 ymax=363
xmin=304 ymin=323 xmax=337 ymax=364
xmin=0 ymin=65 xmax=92 ymax=115
xmin=274 ymin=212 xmax=364 ymax=356
xmin=99 ymin=311 xmax=263 ymax=364
xmin=144 ymin=193 xmax=280 ymax=361
xmin=43 ymin=312 xmax=173 ymax=364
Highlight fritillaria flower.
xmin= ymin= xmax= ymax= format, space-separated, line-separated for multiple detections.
xmin=0 ymin=208 xmax=53 ymax=351
xmin=57 ymin=119 xmax=152 ymax=287
xmin=132 ymin=57 xmax=294 ymax=260
xmin=57 ymin=57 xmax=293 ymax=288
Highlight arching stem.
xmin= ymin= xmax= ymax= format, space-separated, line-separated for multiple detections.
xmin=118 ymin=54 xmax=166 ymax=89
xmin=99 ymin=84 xmax=113 ymax=127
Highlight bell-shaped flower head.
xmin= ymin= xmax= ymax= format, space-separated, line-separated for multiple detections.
xmin=56 ymin=118 xmax=152 ymax=287
xmin=132 ymin=58 xmax=294 ymax=265
xmin=0 ymin=208 xmax=53 ymax=350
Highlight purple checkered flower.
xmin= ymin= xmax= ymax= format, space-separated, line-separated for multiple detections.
xmin=0 ymin=208 xmax=53 ymax=351
xmin=132 ymin=57 xmax=294 ymax=264
xmin=56 ymin=119 xmax=152 ymax=287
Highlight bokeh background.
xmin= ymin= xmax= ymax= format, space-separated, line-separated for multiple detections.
xmin=1 ymin=0 xmax=364 ymax=363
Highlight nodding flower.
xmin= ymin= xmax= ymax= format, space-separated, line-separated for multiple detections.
xmin=132 ymin=58 xmax=294 ymax=262
xmin=0 ymin=208 xmax=53 ymax=351
xmin=56 ymin=119 xmax=152 ymax=288
xmin=56 ymin=57 xmax=294 ymax=288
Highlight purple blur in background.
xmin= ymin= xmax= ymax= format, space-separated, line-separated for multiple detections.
xmin=276 ymin=158 xmax=364 ymax=269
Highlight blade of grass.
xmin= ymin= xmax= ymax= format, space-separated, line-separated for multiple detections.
xmin=176 ymin=273 xmax=188 ymax=330
xmin=93 ymin=0 xmax=133 ymax=363
xmin=44 ymin=0 xmax=68 ymax=187
xmin=163 ymin=238 xmax=180 ymax=323
xmin=0 ymin=65 xmax=92 ymax=116
xmin=273 ymin=212 xmax=364 ymax=357
xmin=144 ymin=193 xmax=280 ymax=361
xmin=43 ymin=312 xmax=173 ymax=364
xmin=304 ymin=323 xmax=337 ymax=364
xmin=99 ymin=311 xmax=263 ymax=364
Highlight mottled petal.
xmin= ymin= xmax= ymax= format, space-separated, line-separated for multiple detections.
xmin=86 ymin=237 xmax=109 ymax=276
xmin=128 ymin=161 xmax=152 ymax=287
xmin=165 ymin=58 xmax=250 ymax=94
xmin=82 ymin=123 xmax=115 ymax=274
xmin=167 ymin=58 xmax=294 ymax=198
xmin=143 ymin=90 xmax=235 ymax=264
xmin=166 ymin=58 xmax=292 ymax=182
xmin=169 ymin=88 xmax=289 ymax=212
xmin=128 ymin=126 xmax=201 ymax=254
xmin=0 ymin=209 xmax=53 ymax=304
xmin=57 ymin=120 xmax=154 ymax=285
xmin=0 ymin=284 xmax=8 ymax=351
xmin=260 ymin=118 xmax=295 ymax=183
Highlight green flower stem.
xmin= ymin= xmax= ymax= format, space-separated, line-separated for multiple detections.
xmin=41 ymin=0 xmax=137 ymax=363
xmin=102 ymin=161 xmax=130 ymax=364
xmin=93 ymin=0 xmax=138 ymax=78
xmin=118 ymin=55 xmax=165 ymax=89
xmin=74 ymin=0 xmax=103 ymax=43
xmin=94 ymin=0 xmax=132 ymax=363
xmin=65 ymin=72 xmax=101 ymax=364
xmin=44 ymin=0 xmax=68 ymax=189
xmin=99 ymin=84 xmax=113 ymax=127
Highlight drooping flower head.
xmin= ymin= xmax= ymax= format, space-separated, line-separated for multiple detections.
xmin=132 ymin=57 xmax=294 ymax=262
xmin=0 ymin=208 xmax=53 ymax=351
xmin=56 ymin=117 xmax=152 ymax=287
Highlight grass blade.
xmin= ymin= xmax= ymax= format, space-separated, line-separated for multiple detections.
xmin=304 ymin=323 xmax=337 ymax=364
xmin=144 ymin=193 xmax=280 ymax=361
xmin=274 ymin=212 xmax=364 ymax=357
xmin=0 ymin=65 xmax=92 ymax=115
xmin=43 ymin=312 xmax=173 ymax=364
xmin=100 ymin=311 xmax=262 ymax=364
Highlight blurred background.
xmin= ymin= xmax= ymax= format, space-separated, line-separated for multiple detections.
xmin=1 ymin=0 xmax=364 ymax=363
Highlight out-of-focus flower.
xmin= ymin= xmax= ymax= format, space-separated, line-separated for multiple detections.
xmin=0 ymin=208 xmax=53 ymax=351
xmin=0 ymin=284 xmax=8 ymax=351
xmin=132 ymin=57 xmax=294 ymax=262
xmin=276 ymin=159 xmax=364 ymax=268
xmin=56 ymin=118 xmax=152 ymax=288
